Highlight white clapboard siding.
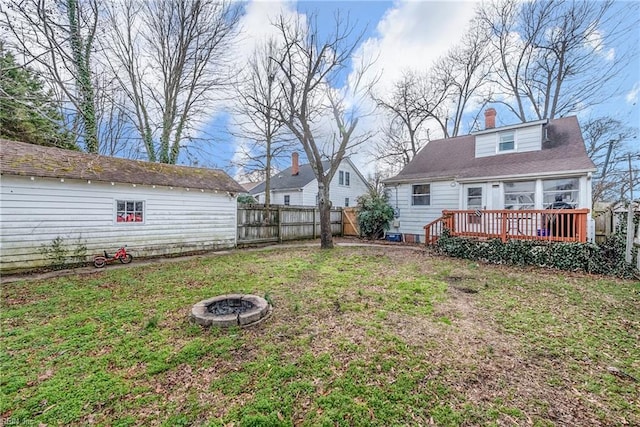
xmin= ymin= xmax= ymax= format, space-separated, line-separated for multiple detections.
xmin=389 ymin=181 xmax=459 ymax=236
xmin=0 ymin=176 xmax=237 ymax=271
xmin=476 ymin=123 xmax=543 ymax=158
xmin=328 ymin=161 xmax=370 ymax=208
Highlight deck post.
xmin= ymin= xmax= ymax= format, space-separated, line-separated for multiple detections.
xmin=501 ymin=213 xmax=508 ymax=242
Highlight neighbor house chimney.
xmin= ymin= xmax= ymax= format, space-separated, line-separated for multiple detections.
xmin=484 ymin=108 xmax=496 ymax=129
xmin=291 ymin=152 xmax=299 ymax=176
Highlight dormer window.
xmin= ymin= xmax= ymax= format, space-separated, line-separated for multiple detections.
xmin=498 ymin=131 xmax=515 ymax=152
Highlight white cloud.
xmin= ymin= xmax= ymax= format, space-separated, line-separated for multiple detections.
xmin=626 ymin=82 xmax=640 ymax=105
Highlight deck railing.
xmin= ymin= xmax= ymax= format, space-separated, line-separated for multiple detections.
xmin=424 ymin=209 xmax=589 ymax=244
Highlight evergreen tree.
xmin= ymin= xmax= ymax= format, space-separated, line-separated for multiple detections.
xmin=0 ymin=45 xmax=76 ymax=149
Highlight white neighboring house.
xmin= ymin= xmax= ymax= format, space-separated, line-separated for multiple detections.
xmin=383 ymin=109 xmax=597 ymax=243
xmin=0 ymin=139 xmax=245 ymax=272
xmin=250 ymin=153 xmax=371 ymax=208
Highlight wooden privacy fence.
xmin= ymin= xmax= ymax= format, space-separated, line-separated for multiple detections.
xmin=424 ymin=209 xmax=589 ymax=245
xmin=237 ymin=205 xmax=343 ymax=244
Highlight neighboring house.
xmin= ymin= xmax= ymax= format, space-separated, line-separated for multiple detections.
xmin=250 ymin=152 xmax=370 ymax=208
xmin=383 ymin=109 xmax=597 ymax=242
xmin=0 ymin=139 xmax=245 ymax=272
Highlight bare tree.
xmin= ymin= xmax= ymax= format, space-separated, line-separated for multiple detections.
xmin=2 ymin=0 xmax=101 ymax=152
xmin=583 ymin=116 xmax=638 ymax=205
xmin=478 ymin=0 xmax=637 ymax=122
xmin=231 ymin=38 xmax=295 ymax=208
xmin=271 ymin=13 xmax=373 ymax=249
xmin=432 ymin=18 xmax=492 ymax=137
xmin=372 ymin=71 xmax=436 ymax=167
xmin=104 ymin=0 xmax=240 ymax=163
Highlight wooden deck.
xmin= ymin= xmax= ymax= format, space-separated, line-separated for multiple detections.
xmin=424 ymin=209 xmax=589 ymax=245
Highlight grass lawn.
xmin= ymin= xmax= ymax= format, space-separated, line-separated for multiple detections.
xmin=1 ymin=245 xmax=639 ymax=426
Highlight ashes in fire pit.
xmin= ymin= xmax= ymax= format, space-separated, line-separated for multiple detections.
xmin=191 ymin=294 xmax=271 ymax=328
xmin=208 ymin=298 xmax=255 ymax=315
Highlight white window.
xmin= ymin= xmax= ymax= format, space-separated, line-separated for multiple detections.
xmin=339 ymin=170 xmax=350 ymax=186
xmin=284 ymin=195 xmax=290 ymax=205
xmin=467 ymin=187 xmax=483 ymax=208
xmin=498 ymin=131 xmax=515 ymax=152
xmin=412 ymin=184 xmax=430 ymax=206
xmin=344 ymin=197 xmax=349 ymax=207
xmin=543 ymin=178 xmax=578 ymax=208
xmin=116 ymin=200 xmax=144 ymax=223
xmin=504 ymin=181 xmax=535 ymax=210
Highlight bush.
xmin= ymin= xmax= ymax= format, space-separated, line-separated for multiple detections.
xmin=356 ymin=191 xmax=394 ymax=239
xmin=237 ymin=194 xmax=258 ymax=204
xmin=436 ymin=230 xmax=638 ymax=279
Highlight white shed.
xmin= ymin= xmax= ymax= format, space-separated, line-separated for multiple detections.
xmin=0 ymin=139 xmax=245 ymax=272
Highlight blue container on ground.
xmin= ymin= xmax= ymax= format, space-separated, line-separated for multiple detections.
xmin=386 ymin=233 xmax=402 ymax=242
xmin=537 ymin=229 xmax=549 ymax=236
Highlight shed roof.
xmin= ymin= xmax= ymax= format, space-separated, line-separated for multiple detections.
xmin=384 ymin=116 xmax=596 ymax=183
xmin=0 ymin=139 xmax=245 ymax=193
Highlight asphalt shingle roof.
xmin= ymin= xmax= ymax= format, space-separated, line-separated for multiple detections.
xmin=0 ymin=139 xmax=245 ymax=193
xmin=250 ymin=160 xmax=331 ymax=194
xmin=384 ymin=116 xmax=596 ymax=183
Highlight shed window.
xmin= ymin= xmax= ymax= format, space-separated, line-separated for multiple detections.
xmin=412 ymin=184 xmax=430 ymax=206
xmin=498 ymin=131 xmax=515 ymax=152
xmin=116 ymin=200 xmax=144 ymax=222
xmin=284 ymin=195 xmax=290 ymax=205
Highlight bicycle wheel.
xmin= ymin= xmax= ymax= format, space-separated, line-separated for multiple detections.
xmin=94 ymin=257 xmax=107 ymax=268
xmin=119 ymin=254 xmax=133 ymax=264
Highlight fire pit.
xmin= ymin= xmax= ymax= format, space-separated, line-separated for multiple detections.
xmin=191 ymin=294 xmax=271 ymax=327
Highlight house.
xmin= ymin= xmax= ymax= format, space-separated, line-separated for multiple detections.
xmin=0 ymin=139 xmax=245 ymax=272
xmin=383 ymin=109 xmax=597 ymax=243
xmin=250 ymin=153 xmax=370 ymax=208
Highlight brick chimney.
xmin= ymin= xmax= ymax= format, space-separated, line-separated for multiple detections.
xmin=291 ymin=152 xmax=299 ymax=176
xmin=484 ymin=108 xmax=496 ymax=129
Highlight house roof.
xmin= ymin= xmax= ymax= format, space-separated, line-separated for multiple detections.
xmin=384 ymin=116 xmax=596 ymax=184
xmin=250 ymin=160 xmax=331 ymax=194
xmin=0 ymin=139 xmax=245 ymax=193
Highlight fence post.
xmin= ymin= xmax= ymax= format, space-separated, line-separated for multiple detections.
xmin=313 ymin=208 xmax=317 ymax=239
xmin=278 ymin=206 xmax=283 ymax=243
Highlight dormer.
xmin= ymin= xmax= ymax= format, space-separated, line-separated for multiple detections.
xmin=473 ymin=108 xmax=548 ymax=158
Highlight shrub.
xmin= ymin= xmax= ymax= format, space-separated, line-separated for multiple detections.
xmin=356 ymin=191 xmax=394 ymax=239
xmin=237 ymin=194 xmax=258 ymax=204
xmin=436 ymin=230 xmax=638 ymax=279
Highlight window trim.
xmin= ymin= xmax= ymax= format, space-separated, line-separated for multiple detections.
xmin=411 ymin=184 xmax=431 ymax=206
xmin=344 ymin=197 xmax=349 ymax=207
xmin=115 ymin=199 xmax=144 ymax=224
xmin=284 ymin=195 xmax=290 ymax=206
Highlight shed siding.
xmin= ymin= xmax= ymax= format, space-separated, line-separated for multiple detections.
xmin=0 ymin=176 xmax=237 ymax=271
xmin=389 ymin=181 xmax=459 ymax=236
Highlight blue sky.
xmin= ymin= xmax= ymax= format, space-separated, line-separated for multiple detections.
xmin=192 ymin=0 xmax=640 ymax=179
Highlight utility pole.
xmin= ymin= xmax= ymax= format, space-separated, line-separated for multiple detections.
xmin=625 ymin=153 xmax=635 ymax=263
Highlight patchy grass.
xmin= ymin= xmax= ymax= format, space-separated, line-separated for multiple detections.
xmin=1 ymin=246 xmax=638 ymax=426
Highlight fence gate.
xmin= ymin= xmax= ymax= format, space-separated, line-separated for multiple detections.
xmin=343 ymin=207 xmax=360 ymax=236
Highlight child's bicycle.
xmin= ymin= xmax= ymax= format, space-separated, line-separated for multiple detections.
xmin=93 ymin=245 xmax=133 ymax=268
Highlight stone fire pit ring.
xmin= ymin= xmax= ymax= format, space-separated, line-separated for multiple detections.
xmin=191 ymin=294 xmax=271 ymax=328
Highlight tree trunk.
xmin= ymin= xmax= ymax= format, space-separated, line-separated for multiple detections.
xmin=318 ymin=181 xmax=334 ymax=249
